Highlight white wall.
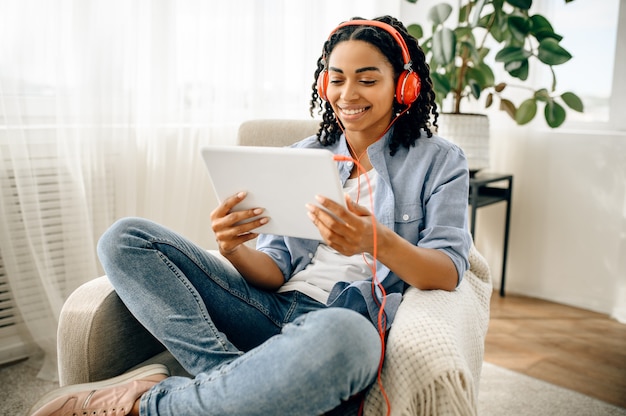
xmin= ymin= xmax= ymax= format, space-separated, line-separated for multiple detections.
xmin=481 ymin=115 xmax=626 ymax=320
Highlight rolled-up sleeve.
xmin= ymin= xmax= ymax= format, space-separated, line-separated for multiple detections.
xmin=418 ymin=144 xmax=472 ymax=285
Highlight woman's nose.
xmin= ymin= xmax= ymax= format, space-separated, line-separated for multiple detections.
xmin=340 ymin=80 xmax=359 ymax=100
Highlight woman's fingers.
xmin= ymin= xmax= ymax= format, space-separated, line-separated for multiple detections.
xmin=211 ymin=191 xmax=247 ymax=220
xmin=210 ymin=191 xmax=268 ymax=254
xmin=307 ymin=194 xmax=374 ymax=255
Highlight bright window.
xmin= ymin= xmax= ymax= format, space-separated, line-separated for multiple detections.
xmin=538 ymin=0 xmax=621 ymax=126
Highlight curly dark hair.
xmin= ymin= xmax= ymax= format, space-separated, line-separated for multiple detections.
xmin=309 ymin=15 xmax=439 ymax=156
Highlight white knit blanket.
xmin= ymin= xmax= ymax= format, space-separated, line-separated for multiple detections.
xmin=363 ymin=244 xmax=493 ymax=416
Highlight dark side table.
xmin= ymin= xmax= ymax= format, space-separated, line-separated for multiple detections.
xmin=469 ymin=173 xmax=513 ymax=297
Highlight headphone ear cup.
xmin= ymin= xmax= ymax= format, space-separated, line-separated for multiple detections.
xmin=396 ymin=71 xmax=421 ymax=105
xmin=317 ymin=70 xmax=329 ymax=101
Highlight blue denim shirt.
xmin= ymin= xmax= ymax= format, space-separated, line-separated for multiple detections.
xmin=256 ymin=128 xmax=472 ymax=328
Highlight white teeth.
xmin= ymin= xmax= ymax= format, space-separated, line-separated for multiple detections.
xmin=342 ymin=108 xmax=366 ymax=115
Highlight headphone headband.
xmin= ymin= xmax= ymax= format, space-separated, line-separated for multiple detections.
xmin=329 ymin=20 xmax=413 ymax=68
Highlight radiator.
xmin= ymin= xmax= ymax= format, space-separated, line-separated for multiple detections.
xmin=0 ymin=254 xmax=30 ymax=365
xmin=0 ymin=140 xmax=116 ymax=365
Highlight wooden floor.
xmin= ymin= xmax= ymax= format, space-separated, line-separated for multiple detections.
xmin=484 ymin=291 xmax=626 ymax=408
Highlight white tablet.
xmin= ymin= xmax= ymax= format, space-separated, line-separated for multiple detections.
xmin=200 ymin=145 xmax=346 ymax=240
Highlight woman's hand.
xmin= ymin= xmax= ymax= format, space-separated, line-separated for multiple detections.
xmin=308 ymin=193 xmax=458 ymax=291
xmin=210 ymin=191 xmax=284 ymax=290
xmin=307 ymin=194 xmax=378 ymax=256
xmin=210 ymin=191 xmax=268 ymax=256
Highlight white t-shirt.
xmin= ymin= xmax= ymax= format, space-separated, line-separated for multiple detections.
xmin=277 ymin=169 xmax=378 ymax=303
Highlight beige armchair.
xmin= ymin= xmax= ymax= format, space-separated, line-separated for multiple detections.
xmin=57 ymin=119 xmax=492 ymax=415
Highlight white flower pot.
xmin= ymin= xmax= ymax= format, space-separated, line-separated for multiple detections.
xmin=436 ymin=113 xmax=490 ymax=174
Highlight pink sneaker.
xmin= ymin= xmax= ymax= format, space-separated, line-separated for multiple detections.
xmin=28 ymin=363 xmax=169 ymax=416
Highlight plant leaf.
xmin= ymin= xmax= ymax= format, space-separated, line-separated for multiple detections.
xmin=504 ymin=60 xmax=522 ymax=72
xmin=530 ymin=14 xmax=554 ymax=33
xmin=545 ymin=101 xmax=566 ymax=127
xmin=561 ymin=92 xmax=584 ymax=112
xmin=466 ymin=67 xmax=487 ymax=92
xmin=460 ymin=3 xmax=470 ymax=24
xmin=538 ymin=38 xmax=572 ymax=65
xmin=477 ymin=46 xmax=490 ymax=60
xmin=407 ymin=24 xmax=423 ymax=40
xmin=455 ymin=26 xmax=474 ymax=41
xmin=536 ymin=31 xmax=563 ymax=43
xmin=508 ymin=59 xmax=529 ymax=80
xmin=432 ymin=28 xmax=456 ymax=66
xmin=486 ymin=93 xmax=494 ymax=108
xmin=475 ymin=61 xmax=495 ymax=87
xmin=469 ymin=79 xmax=482 ymax=99
xmin=495 ymin=82 xmax=507 ymax=92
xmin=459 ymin=39 xmax=479 ymax=64
xmin=500 ymin=99 xmax=517 ymax=120
xmin=495 ymin=46 xmax=532 ymax=63
xmin=508 ymin=15 xmax=531 ymax=43
xmin=505 ymin=0 xmax=532 ymax=10
xmin=431 ymin=72 xmax=452 ymax=99
xmin=471 ymin=0 xmax=488 ymax=27
xmin=534 ymin=88 xmax=551 ymax=102
xmin=529 ymin=14 xmax=562 ymax=42
xmin=428 ymin=3 xmax=453 ymax=26
xmin=481 ymin=11 xmax=506 ymax=42
xmin=516 ymin=99 xmax=537 ymax=124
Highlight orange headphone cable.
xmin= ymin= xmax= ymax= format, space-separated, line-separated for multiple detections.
xmin=332 ymin=107 xmax=411 ymax=416
xmin=332 ymin=153 xmax=390 ymax=416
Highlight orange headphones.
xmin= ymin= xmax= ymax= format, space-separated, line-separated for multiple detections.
xmin=316 ymin=19 xmax=421 ymax=106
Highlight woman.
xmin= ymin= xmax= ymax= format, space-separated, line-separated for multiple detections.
xmin=30 ymin=15 xmax=471 ymax=416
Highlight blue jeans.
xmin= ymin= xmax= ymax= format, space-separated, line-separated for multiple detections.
xmin=97 ymin=217 xmax=381 ymax=415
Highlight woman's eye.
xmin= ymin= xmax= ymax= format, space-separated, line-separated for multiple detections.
xmin=328 ymin=78 xmax=376 ymax=86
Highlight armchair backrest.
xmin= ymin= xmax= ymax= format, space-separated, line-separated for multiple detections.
xmin=237 ymin=119 xmax=321 ymax=147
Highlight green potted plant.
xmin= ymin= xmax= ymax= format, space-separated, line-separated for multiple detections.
xmin=405 ymin=0 xmax=584 ymax=171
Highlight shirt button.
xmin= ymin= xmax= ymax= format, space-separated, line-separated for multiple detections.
xmin=347 ymin=161 xmax=353 ymax=168
xmin=308 ymin=252 xmax=314 ymax=259
xmin=402 ymin=214 xmax=410 ymax=221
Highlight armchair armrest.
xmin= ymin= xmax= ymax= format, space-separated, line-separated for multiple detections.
xmin=57 ymin=276 xmax=165 ymax=386
xmin=363 ymin=244 xmax=492 ymax=415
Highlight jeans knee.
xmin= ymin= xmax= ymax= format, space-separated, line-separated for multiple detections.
xmin=101 ymin=215 xmax=154 ymax=245
xmin=97 ymin=217 xmax=151 ymax=264
xmin=313 ymin=308 xmax=381 ymax=375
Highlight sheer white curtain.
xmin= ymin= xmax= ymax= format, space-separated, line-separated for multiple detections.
xmin=0 ymin=0 xmax=399 ymax=380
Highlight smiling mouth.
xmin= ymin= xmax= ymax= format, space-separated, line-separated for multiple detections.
xmin=340 ymin=107 xmax=368 ymax=116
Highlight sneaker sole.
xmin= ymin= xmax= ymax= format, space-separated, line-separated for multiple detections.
xmin=27 ymin=363 xmax=170 ymax=416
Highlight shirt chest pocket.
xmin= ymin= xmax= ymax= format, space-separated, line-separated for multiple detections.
xmin=394 ymin=203 xmax=423 ymax=244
